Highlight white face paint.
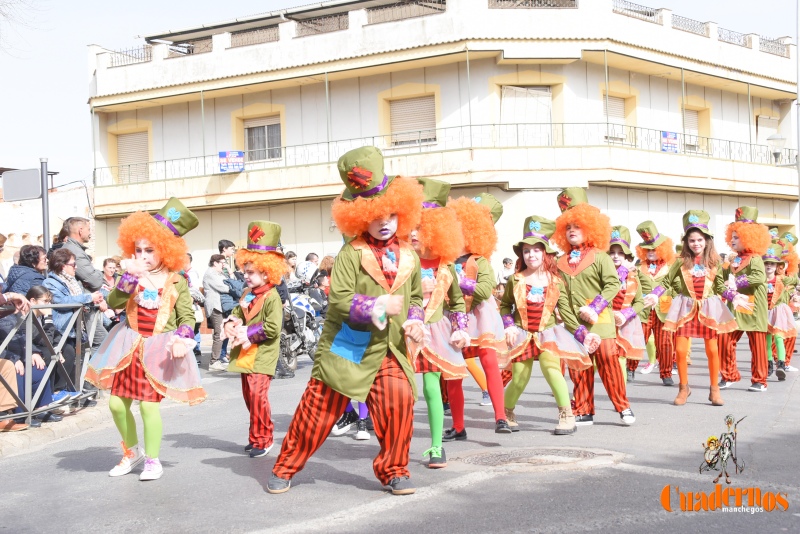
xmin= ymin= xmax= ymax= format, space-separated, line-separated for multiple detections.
xmin=730 ymin=231 xmax=742 ymax=253
xmin=566 ymin=224 xmax=584 ymax=246
xmin=243 ymin=263 xmax=267 ymax=288
xmin=522 ymin=243 xmax=545 ymax=271
xmin=367 ymin=214 xmax=398 ymax=241
xmin=765 ymin=263 xmax=778 ymax=277
xmin=608 ymin=245 xmax=626 ymax=267
xmin=646 ymin=251 xmax=658 ymax=262
xmin=135 ymin=238 xmax=162 ymax=271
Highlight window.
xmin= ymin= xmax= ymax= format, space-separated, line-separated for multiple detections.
xmin=684 ymin=109 xmax=700 ymax=151
xmin=390 ymin=96 xmax=436 ymax=146
xmin=244 ymin=116 xmax=281 ymax=161
xmin=116 ymin=132 xmax=148 ymax=183
xmin=501 ymin=86 xmax=552 ymax=146
xmin=756 ymin=115 xmax=779 ymax=146
xmin=603 ymin=95 xmax=627 ymax=141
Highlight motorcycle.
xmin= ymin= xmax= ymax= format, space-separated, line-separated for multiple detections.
xmin=280 ymin=289 xmax=325 ymax=372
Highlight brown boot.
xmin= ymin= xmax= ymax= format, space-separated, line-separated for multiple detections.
xmin=708 ymin=386 xmax=724 ymax=406
xmin=505 ymin=407 xmax=519 ymax=429
xmin=554 ymin=406 xmax=576 ymax=435
xmin=673 ymin=384 xmax=691 ymax=406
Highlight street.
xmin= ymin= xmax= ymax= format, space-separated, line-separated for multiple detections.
xmin=1 ymin=340 xmax=799 ymax=533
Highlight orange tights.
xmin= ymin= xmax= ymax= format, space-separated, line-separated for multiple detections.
xmin=675 ymin=336 xmax=719 ymax=386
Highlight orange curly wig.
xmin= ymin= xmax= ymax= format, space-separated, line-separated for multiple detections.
xmin=117 ymin=211 xmax=188 ymax=272
xmin=449 ymin=196 xmax=497 ymax=258
xmin=635 ymin=237 xmax=676 ymax=264
xmin=783 ymin=246 xmax=799 ymax=276
xmin=331 ymin=176 xmax=424 ymax=238
xmin=414 ymin=206 xmax=464 ymax=264
xmin=726 ymin=222 xmax=771 ymax=256
xmin=553 ymin=203 xmax=611 ymax=253
xmin=235 ymin=249 xmax=290 ymax=285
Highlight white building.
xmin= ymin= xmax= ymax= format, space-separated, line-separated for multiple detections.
xmin=87 ymin=0 xmax=798 ymax=271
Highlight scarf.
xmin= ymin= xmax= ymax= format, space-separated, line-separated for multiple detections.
xmin=57 ymin=272 xmax=84 ymax=297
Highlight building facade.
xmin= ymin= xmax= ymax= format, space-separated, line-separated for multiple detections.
xmin=88 ymin=0 xmax=799 ymax=271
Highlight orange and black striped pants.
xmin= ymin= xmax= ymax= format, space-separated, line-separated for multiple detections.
xmin=719 ymin=330 xmax=768 ymax=386
xmin=568 ymin=338 xmax=629 ymax=415
xmin=241 ymin=373 xmax=274 ymax=450
xmin=631 ymin=310 xmax=675 ymax=378
xmin=272 ymin=354 xmax=414 ymax=485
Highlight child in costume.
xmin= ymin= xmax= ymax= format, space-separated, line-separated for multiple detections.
xmin=762 ymin=243 xmax=797 ymax=381
xmin=553 ymin=187 xmax=634 ymax=426
xmin=223 ymin=221 xmax=288 ymax=458
xmin=407 ymin=177 xmax=470 ymax=468
xmin=770 ymin=231 xmax=800 ymax=374
xmin=87 ymin=198 xmax=206 ymax=480
xmin=499 ymin=216 xmax=591 ymax=435
xmin=269 ymin=146 xmax=425 ymax=496
xmin=607 ymin=226 xmax=646 ymax=383
xmin=647 ymin=210 xmax=736 ymax=406
xmin=634 ymin=222 xmax=677 ymax=384
xmin=718 ymin=207 xmax=770 ymax=392
xmin=444 ymin=194 xmax=511 ymax=439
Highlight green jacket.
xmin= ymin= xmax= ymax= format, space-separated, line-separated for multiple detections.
xmin=615 ymin=267 xmax=645 ymax=319
xmin=499 ymin=273 xmax=581 ymax=334
xmin=456 ymin=255 xmax=495 ymax=311
xmin=768 ymin=276 xmax=798 ymax=308
xmin=638 ymin=262 xmax=673 ymax=322
xmin=556 ymin=249 xmax=621 ymax=340
xmin=108 ymin=271 xmax=194 ymax=334
xmin=423 ymin=262 xmax=465 ymax=324
xmin=659 ymin=261 xmax=726 ymax=300
xmin=227 ymin=287 xmax=283 ymax=376
xmin=723 ymin=255 xmax=767 ymax=332
xmin=311 ymin=239 xmax=423 ymax=402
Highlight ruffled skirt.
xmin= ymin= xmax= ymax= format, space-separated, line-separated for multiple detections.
xmin=412 ymin=315 xmax=468 ymax=379
xmin=662 ymin=294 xmax=737 ymax=337
xmin=498 ymin=324 xmax=592 ymax=371
xmin=768 ymin=304 xmax=797 ymax=338
xmin=617 ymin=314 xmax=646 ymax=360
xmin=464 ymin=299 xmax=507 ymax=354
xmin=86 ymin=322 xmax=207 ymax=406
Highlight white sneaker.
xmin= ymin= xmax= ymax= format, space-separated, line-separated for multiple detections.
xmin=786 ymin=365 xmax=798 ymax=372
xmin=354 ymin=418 xmax=370 ymax=440
xmin=109 ymin=443 xmax=144 ymax=477
xmin=479 ymin=391 xmax=492 ymax=406
xmin=139 ymin=457 xmax=163 ymax=481
xmin=640 ymin=363 xmax=655 ymax=375
xmin=209 ymin=360 xmax=227 ymax=371
xmin=619 ymin=408 xmax=636 ymax=426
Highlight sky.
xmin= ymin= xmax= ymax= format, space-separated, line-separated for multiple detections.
xmin=0 ymin=0 xmax=796 ymax=187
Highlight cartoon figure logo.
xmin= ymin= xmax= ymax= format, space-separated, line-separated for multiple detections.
xmin=700 ymin=414 xmax=746 ymax=484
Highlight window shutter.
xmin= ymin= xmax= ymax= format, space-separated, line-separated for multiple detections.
xmin=604 ymin=96 xmax=626 ymax=124
xmin=501 ymin=86 xmax=552 ymax=124
xmin=684 ymin=109 xmax=699 ymax=136
xmin=117 ymin=132 xmax=148 ymax=183
xmin=244 ymin=115 xmax=280 ymax=129
xmin=390 ymin=96 xmax=436 ymax=145
xmin=756 ymin=116 xmax=779 ymax=146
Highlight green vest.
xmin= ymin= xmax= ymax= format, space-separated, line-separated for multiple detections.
xmin=722 ymin=255 xmax=767 ymax=332
xmin=228 ymin=288 xmax=282 ymax=376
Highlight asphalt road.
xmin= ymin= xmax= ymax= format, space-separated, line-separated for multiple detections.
xmin=1 ymin=340 xmax=799 ymax=533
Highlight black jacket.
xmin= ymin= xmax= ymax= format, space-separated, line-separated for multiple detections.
xmin=0 ymin=313 xmax=60 ymax=364
xmin=3 ymin=265 xmax=45 ymax=297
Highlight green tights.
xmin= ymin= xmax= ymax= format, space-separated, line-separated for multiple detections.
xmin=766 ymin=334 xmax=785 ymax=362
xmin=646 ymin=334 xmax=656 ymax=364
xmin=109 ymin=395 xmax=162 ymax=458
xmin=504 ymin=352 xmax=570 ymax=409
xmin=422 ymin=372 xmax=443 ymax=449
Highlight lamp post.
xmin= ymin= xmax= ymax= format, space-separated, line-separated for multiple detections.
xmin=768 ymin=134 xmax=787 ymax=164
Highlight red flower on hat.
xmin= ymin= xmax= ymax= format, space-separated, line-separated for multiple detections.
xmin=249 ymin=225 xmax=266 ymax=243
xmin=347 ymin=166 xmax=372 ymax=190
xmin=640 ymin=230 xmax=653 ymax=243
xmin=735 ymin=207 xmax=743 ymax=221
xmin=557 ymin=194 xmax=572 ymax=212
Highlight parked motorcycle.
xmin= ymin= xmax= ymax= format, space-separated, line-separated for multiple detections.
xmin=279 ymin=290 xmax=324 ymax=372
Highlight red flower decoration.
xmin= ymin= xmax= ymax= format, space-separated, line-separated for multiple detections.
xmin=557 ymin=194 xmax=572 ymax=212
xmin=735 ymin=207 xmax=743 ymax=221
xmin=347 ymin=166 xmax=373 ymax=190
xmin=249 ymin=225 xmax=266 ymax=243
xmin=639 ymin=230 xmax=653 ymax=243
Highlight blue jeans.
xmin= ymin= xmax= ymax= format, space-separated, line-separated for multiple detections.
xmin=15 ymin=365 xmax=54 ymax=411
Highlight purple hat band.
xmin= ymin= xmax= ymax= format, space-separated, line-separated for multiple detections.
xmin=737 ymin=218 xmax=755 ymax=223
xmin=247 ymin=244 xmax=279 ymax=252
xmin=763 ymin=252 xmax=782 ymax=261
xmin=641 ymin=233 xmax=661 ymax=245
xmin=352 ymin=175 xmax=388 ymax=198
xmin=685 ymin=222 xmax=711 ymax=232
xmin=422 ymin=202 xmax=442 ymax=209
xmin=153 ymin=214 xmax=180 ymax=237
xmin=611 ymin=238 xmax=630 ymax=247
xmin=523 ymin=231 xmax=550 ymax=241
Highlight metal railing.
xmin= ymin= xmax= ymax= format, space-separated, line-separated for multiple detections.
xmin=367 ymin=0 xmax=446 ymax=24
xmin=488 ymin=0 xmax=577 ymax=7
xmin=0 ymin=304 xmax=98 ymax=425
xmin=671 ymin=14 xmax=708 ymax=37
xmin=93 ymin=122 xmax=797 ymax=186
xmin=612 ymin=0 xmax=661 ymax=24
xmin=109 ymin=45 xmax=152 ymax=67
xmin=167 ymin=38 xmax=213 ymax=58
xmin=295 ymin=13 xmax=349 ymax=37
xmin=759 ymin=36 xmax=789 ymax=57
xmin=718 ymin=27 xmax=751 ymax=48
xmin=230 ymin=26 xmax=280 ymax=48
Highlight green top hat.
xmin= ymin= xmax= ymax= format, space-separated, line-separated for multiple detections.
xmin=763 ymin=244 xmax=783 ymax=263
xmin=609 ymin=225 xmax=633 ymax=256
xmin=735 ymin=206 xmax=758 ymax=223
xmin=782 ymin=232 xmax=797 ymax=247
xmin=472 ymin=193 xmax=503 ymax=224
xmin=682 ymin=210 xmax=713 ymax=238
xmin=769 ymin=227 xmax=780 ymax=241
xmin=153 ymin=197 xmax=199 ymax=238
xmin=338 ymin=146 xmax=395 ymax=201
xmin=636 ymin=220 xmax=667 ymax=250
xmin=246 ymin=220 xmax=283 ymax=255
xmin=513 ymin=215 xmax=556 ymax=256
xmin=418 ymin=177 xmax=451 ymax=208
xmin=676 ymin=243 xmax=683 ymax=254
xmin=557 ymin=187 xmax=588 ymax=213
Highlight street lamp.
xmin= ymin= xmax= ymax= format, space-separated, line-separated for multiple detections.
xmin=768 ymin=133 xmax=787 ymax=164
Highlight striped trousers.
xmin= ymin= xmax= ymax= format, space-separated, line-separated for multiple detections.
xmin=272 ymin=354 xmax=414 ymax=485
xmin=241 ymin=373 xmax=274 ymax=450
xmin=719 ymin=330 xmax=768 ymax=386
xmin=784 ymin=336 xmax=796 ymax=366
xmin=634 ymin=310 xmax=676 ymax=378
xmin=568 ymin=338 xmax=629 ymax=415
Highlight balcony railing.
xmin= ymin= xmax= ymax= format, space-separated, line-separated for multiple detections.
xmin=488 ymin=0 xmax=577 ymax=7
xmin=760 ymin=36 xmax=789 ymax=57
xmin=367 ymin=0 xmax=446 ymax=24
xmin=167 ymin=38 xmax=213 ymax=58
xmin=109 ymin=45 xmax=152 ymax=67
xmin=295 ymin=13 xmax=349 ymax=37
xmin=93 ymin=123 xmax=797 ymax=186
xmin=671 ymin=14 xmax=708 ymax=37
xmin=230 ymin=26 xmax=280 ymax=48
xmin=612 ymin=0 xmax=661 ymax=24
xmin=718 ymin=27 xmax=751 ymax=48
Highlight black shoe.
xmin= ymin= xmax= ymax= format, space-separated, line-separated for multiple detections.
xmin=330 ymin=410 xmax=359 ymax=436
xmin=619 ymin=408 xmax=636 ymax=425
xmin=274 ymin=369 xmax=295 ymax=380
xmin=249 ymin=445 xmax=272 ymax=458
xmin=768 ymin=360 xmax=774 ymax=378
xmin=426 ymin=447 xmax=447 ymax=469
xmin=718 ymin=380 xmax=734 ymax=389
xmin=442 ymin=402 xmax=451 ymax=416
xmin=267 ymin=474 xmax=292 ymax=494
xmin=35 ymin=412 xmax=63 ymax=423
xmin=82 ymin=399 xmax=98 ymax=408
xmin=442 ymin=427 xmax=467 ymax=442
xmin=747 ymin=383 xmax=767 ymax=392
xmin=776 ymin=361 xmax=786 ymax=381
xmin=355 ymin=418 xmax=370 ymax=440
xmin=244 ymin=442 xmax=254 ymax=452
xmin=662 ymin=376 xmax=674 ymax=386
xmin=385 ymin=476 xmax=416 ymax=495
xmin=365 ymin=415 xmax=374 ymax=431
xmin=575 ymin=414 xmax=594 ymax=426
xmin=495 ymin=419 xmax=513 ymax=434
xmin=17 ymin=417 xmax=41 ymax=428
xmin=627 ymin=370 xmax=635 ymax=382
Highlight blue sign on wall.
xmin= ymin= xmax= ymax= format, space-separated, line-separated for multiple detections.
xmin=219 ymin=151 xmax=245 ymax=173
xmin=661 ymin=132 xmax=679 ymax=153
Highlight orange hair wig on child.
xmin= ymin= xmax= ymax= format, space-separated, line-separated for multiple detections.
xmin=449 ymin=197 xmax=497 ymax=258
xmin=117 ymin=211 xmax=188 ymax=272
xmin=726 ymin=222 xmax=771 ymax=256
xmin=331 ymin=176 xmax=424 ymax=239
xmin=635 ymin=237 xmax=676 ymax=265
xmin=783 ymin=246 xmax=799 ymax=276
xmin=235 ymin=249 xmax=290 ymax=285
xmin=415 ymin=206 xmax=464 ymax=264
xmin=553 ymin=203 xmax=611 ymax=253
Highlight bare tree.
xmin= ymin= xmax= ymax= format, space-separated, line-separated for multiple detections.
xmin=0 ymin=0 xmax=37 ymax=52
